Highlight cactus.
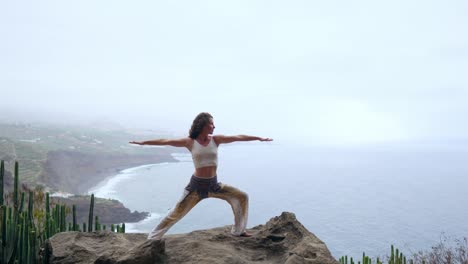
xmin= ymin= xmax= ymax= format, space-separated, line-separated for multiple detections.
xmin=21 ymin=213 xmax=28 ymax=264
xmin=88 ymin=194 xmax=94 ymax=232
xmin=61 ymin=204 xmax=66 ymax=232
xmin=14 ymin=161 xmax=19 ymax=211
xmin=28 ymin=191 xmax=33 ymax=224
xmin=45 ymin=192 xmax=50 ymax=239
xmin=0 ymin=160 xmax=123 ymax=262
xmin=54 ymin=204 xmax=60 ymax=233
xmin=340 ymin=245 xmax=414 ymax=264
xmin=95 ymin=215 xmax=99 ymax=231
xmin=72 ymin=205 xmax=77 ymax=231
xmin=29 ymin=228 xmax=37 ymax=264
xmin=19 ymin=192 xmax=25 ymax=214
xmin=1 ymin=205 xmax=6 ymax=262
xmin=1 ymin=160 xmax=4 ymax=205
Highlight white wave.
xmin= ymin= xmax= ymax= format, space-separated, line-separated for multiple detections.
xmin=87 ymin=162 xmax=169 ymax=199
xmin=87 ymin=172 xmax=133 ymax=199
xmin=50 ymin=191 xmax=74 ymax=198
xmin=121 ymin=162 xmax=169 ymax=174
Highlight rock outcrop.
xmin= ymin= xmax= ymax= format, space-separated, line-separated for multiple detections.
xmin=44 ymin=212 xmax=339 ymax=264
xmin=52 ymin=195 xmax=150 ymax=225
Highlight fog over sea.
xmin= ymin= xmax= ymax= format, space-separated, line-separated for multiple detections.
xmin=87 ymin=142 xmax=468 ymax=259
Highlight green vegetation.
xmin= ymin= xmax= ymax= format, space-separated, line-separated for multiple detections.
xmin=0 ymin=122 xmax=178 ymax=188
xmin=0 ymin=160 xmax=126 ymax=263
xmin=340 ymin=238 xmax=468 ymax=264
xmin=340 ymin=245 xmax=408 ymax=264
xmin=0 ymin=122 xmax=171 ymax=155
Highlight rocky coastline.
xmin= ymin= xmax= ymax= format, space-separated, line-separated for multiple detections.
xmin=51 ymin=195 xmax=150 ymax=226
xmin=0 ymin=122 xmax=184 ymax=227
xmin=40 ymin=149 xmax=178 ymax=195
xmin=37 ymin=149 xmax=180 ymax=225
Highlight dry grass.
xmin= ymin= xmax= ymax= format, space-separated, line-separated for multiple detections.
xmin=408 ymin=233 xmax=468 ymax=264
xmin=340 ymin=233 xmax=468 ymax=264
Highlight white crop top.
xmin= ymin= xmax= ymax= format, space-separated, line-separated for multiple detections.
xmin=191 ymin=137 xmax=218 ymax=168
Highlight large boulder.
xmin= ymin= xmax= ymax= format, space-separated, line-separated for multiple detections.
xmin=44 ymin=212 xmax=339 ymax=264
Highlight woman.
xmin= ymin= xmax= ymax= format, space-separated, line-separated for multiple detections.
xmin=129 ymin=112 xmax=273 ymax=240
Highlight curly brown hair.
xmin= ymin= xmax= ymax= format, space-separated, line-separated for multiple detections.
xmin=189 ymin=112 xmax=213 ymax=139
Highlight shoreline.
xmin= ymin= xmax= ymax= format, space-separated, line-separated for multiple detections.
xmin=84 ymin=153 xmax=191 ymax=229
xmin=86 ymin=162 xmax=171 ymax=198
xmin=40 ymin=149 xmax=179 ymax=194
xmin=37 ymin=149 xmax=183 ymax=225
xmin=87 ymin=152 xmax=192 ymax=197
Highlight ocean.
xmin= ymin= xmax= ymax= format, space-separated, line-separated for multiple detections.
xmin=87 ymin=142 xmax=468 ymax=259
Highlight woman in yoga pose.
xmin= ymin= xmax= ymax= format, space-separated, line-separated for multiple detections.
xmin=130 ymin=112 xmax=272 ymax=240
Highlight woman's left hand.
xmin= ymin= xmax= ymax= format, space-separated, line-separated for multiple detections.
xmin=259 ymin=138 xmax=273 ymax=142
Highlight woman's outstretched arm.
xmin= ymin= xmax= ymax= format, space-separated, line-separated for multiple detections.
xmin=129 ymin=138 xmax=191 ymax=148
xmin=214 ymin=135 xmax=273 ymax=145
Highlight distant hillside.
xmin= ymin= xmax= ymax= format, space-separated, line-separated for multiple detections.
xmin=0 ymin=121 xmax=186 ymax=226
xmin=41 ymin=150 xmax=177 ymax=194
xmin=0 ymin=122 xmax=184 ymax=193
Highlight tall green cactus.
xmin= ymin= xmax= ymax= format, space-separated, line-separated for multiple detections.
xmin=95 ymin=215 xmax=100 ymax=231
xmin=18 ymin=192 xmax=25 ymax=214
xmin=88 ymin=194 xmax=94 ymax=232
xmin=72 ymin=205 xmax=77 ymax=231
xmin=14 ymin=161 xmax=19 ymax=211
xmin=28 ymin=191 xmax=33 ymax=224
xmin=45 ymin=192 xmax=50 ymax=239
xmin=1 ymin=160 xmax=4 ymax=205
xmin=0 ymin=161 xmax=4 ymax=261
xmin=61 ymin=204 xmax=66 ymax=232
xmin=0 ymin=160 xmax=110 ymax=263
xmin=1 ymin=205 xmax=6 ymax=262
xmin=54 ymin=204 xmax=60 ymax=233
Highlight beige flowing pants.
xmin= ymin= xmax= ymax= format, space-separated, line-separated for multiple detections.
xmin=147 ymin=182 xmax=249 ymax=240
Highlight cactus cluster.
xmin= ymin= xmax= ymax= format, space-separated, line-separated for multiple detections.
xmin=0 ymin=160 xmax=127 ymax=263
xmin=339 ymin=245 xmax=419 ymax=264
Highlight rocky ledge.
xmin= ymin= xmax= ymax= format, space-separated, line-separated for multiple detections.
xmin=52 ymin=195 xmax=149 ymax=225
xmin=44 ymin=212 xmax=339 ymax=264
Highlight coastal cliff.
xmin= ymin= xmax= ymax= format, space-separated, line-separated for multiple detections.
xmin=1 ymin=121 xmax=183 ymax=226
xmin=44 ymin=212 xmax=339 ymax=264
xmin=40 ymin=150 xmax=178 ymax=195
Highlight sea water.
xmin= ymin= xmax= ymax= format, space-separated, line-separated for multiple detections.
xmin=87 ymin=142 xmax=468 ymax=259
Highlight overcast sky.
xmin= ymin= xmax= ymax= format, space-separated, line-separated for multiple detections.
xmin=1 ymin=0 xmax=467 ymax=146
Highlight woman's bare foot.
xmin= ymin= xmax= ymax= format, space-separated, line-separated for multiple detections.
xmin=231 ymin=231 xmax=253 ymax=237
xmin=239 ymin=231 xmax=253 ymax=237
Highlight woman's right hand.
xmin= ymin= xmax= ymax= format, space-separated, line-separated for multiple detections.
xmin=129 ymin=141 xmax=144 ymax=145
